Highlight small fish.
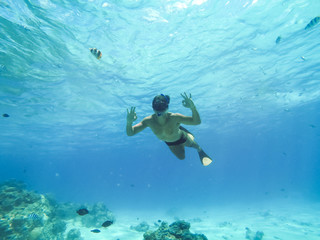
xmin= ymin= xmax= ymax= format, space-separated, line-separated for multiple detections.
xmin=28 ymin=213 xmax=39 ymax=220
xmin=90 ymin=48 xmax=102 ymax=59
xmin=305 ymin=16 xmax=320 ymax=30
xmin=102 ymin=220 xmax=113 ymax=228
xmin=2 ymin=113 xmax=10 ymax=117
xmin=77 ymin=208 xmax=89 ymax=216
xmin=91 ymin=229 xmax=101 ymax=233
xmin=275 ymin=36 xmax=281 ymax=44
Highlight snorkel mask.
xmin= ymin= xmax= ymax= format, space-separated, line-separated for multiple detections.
xmin=152 ymin=94 xmax=169 ymax=116
xmin=155 ymin=109 xmax=168 ymax=117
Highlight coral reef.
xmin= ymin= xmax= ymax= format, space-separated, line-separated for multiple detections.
xmin=0 ymin=180 xmax=66 ymax=239
xmin=131 ymin=221 xmax=150 ymax=232
xmin=245 ymin=227 xmax=264 ymax=240
xmin=66 ymin=228 xmax=83 ymax=240
xmin=143 ymin=220 xmax=208 ymax=240
xmin=0 ymin=180 xmax=114 ymax=240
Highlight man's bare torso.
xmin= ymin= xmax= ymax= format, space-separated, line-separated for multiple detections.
xmin=144 ymin=113 xmax=182 ymax=142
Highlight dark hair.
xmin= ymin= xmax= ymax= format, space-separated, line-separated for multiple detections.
xmin=152 ymin=94 xmax=170 ymax=111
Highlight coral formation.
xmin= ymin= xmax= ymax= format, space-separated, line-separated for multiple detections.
xmin=66 ymin=228 xmax=83 ymax=240
xmin=130 ymin=221 xmax=150 ymax=232
xmin=0 ymin=180 xmax=114 ymax=240
xmin=245 ymin=227 xmax=264 ymax=240
xmin=0 ymin=180 xmax=66 ymax=239
xmin=143 ymin=220 xmax=208 ymax=240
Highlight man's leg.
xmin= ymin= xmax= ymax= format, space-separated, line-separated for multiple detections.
xmin=185 ymin=133 xmax=213 ymax=166
xmin=168 ymin=145 xmax=185 ymax=160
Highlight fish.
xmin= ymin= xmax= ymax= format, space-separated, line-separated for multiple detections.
xmin=90 ymin=48 xmax=102 ymax=59
xmin=76 ymin=208 xmax=89 ymax=216
xmin=305 ymin=16 xmax=320 ymax=30
xmin=102 ymin=220 xmax=113 ymax=228
xmin=28 ymin=213 xmax=39 ymax=220
xmin=91 ymin=229 xmax=101 ymax=233
xmin=275 ymin=36 xmax=281 ymax=44
xmin=2 ymin=114 xmax=9 ymax=117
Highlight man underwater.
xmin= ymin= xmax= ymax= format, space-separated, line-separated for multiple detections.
xmin=126 ymin=93 xmax=213 ymax=166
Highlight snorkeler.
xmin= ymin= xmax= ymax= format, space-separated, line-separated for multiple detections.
xmin=126 ymin=93 xmax=213 ymax=166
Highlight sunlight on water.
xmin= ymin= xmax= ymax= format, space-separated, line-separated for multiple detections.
xmin=0 ymin=0 xmax=319 ymax=151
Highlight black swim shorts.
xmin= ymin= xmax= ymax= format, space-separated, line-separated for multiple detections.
xmin=165 ymin=126 xmax=191 ymax=146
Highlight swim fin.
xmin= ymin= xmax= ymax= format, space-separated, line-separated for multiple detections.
xmin=198 ymin=149 xmax=213 ymax=166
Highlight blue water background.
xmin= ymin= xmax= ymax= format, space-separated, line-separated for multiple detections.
xmin=1 ymin=0 xmax=319 ymax=211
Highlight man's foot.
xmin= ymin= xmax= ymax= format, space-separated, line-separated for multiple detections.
xmin=198 ymin=149 xmax=213 ymax=166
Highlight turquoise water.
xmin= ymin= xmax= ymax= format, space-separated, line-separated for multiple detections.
xmin=1 ymin=0 xmax=320 ymax=221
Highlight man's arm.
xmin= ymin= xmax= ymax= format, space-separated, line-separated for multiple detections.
xmin=176 ymin=92 xmax=201 ymax=125
xmin=175 ymin=106 xmax=201 ymax=125
xmin=126 ymin=107 xmax=148 ymax=136
xmin=190 ymin=106 xmax=201 ymax=124
xmin=126 ymin=119 xmax=148 ymax=136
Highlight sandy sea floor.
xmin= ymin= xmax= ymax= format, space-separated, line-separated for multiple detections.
xmin=66 ymin=199 xmax=320 ymax=240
